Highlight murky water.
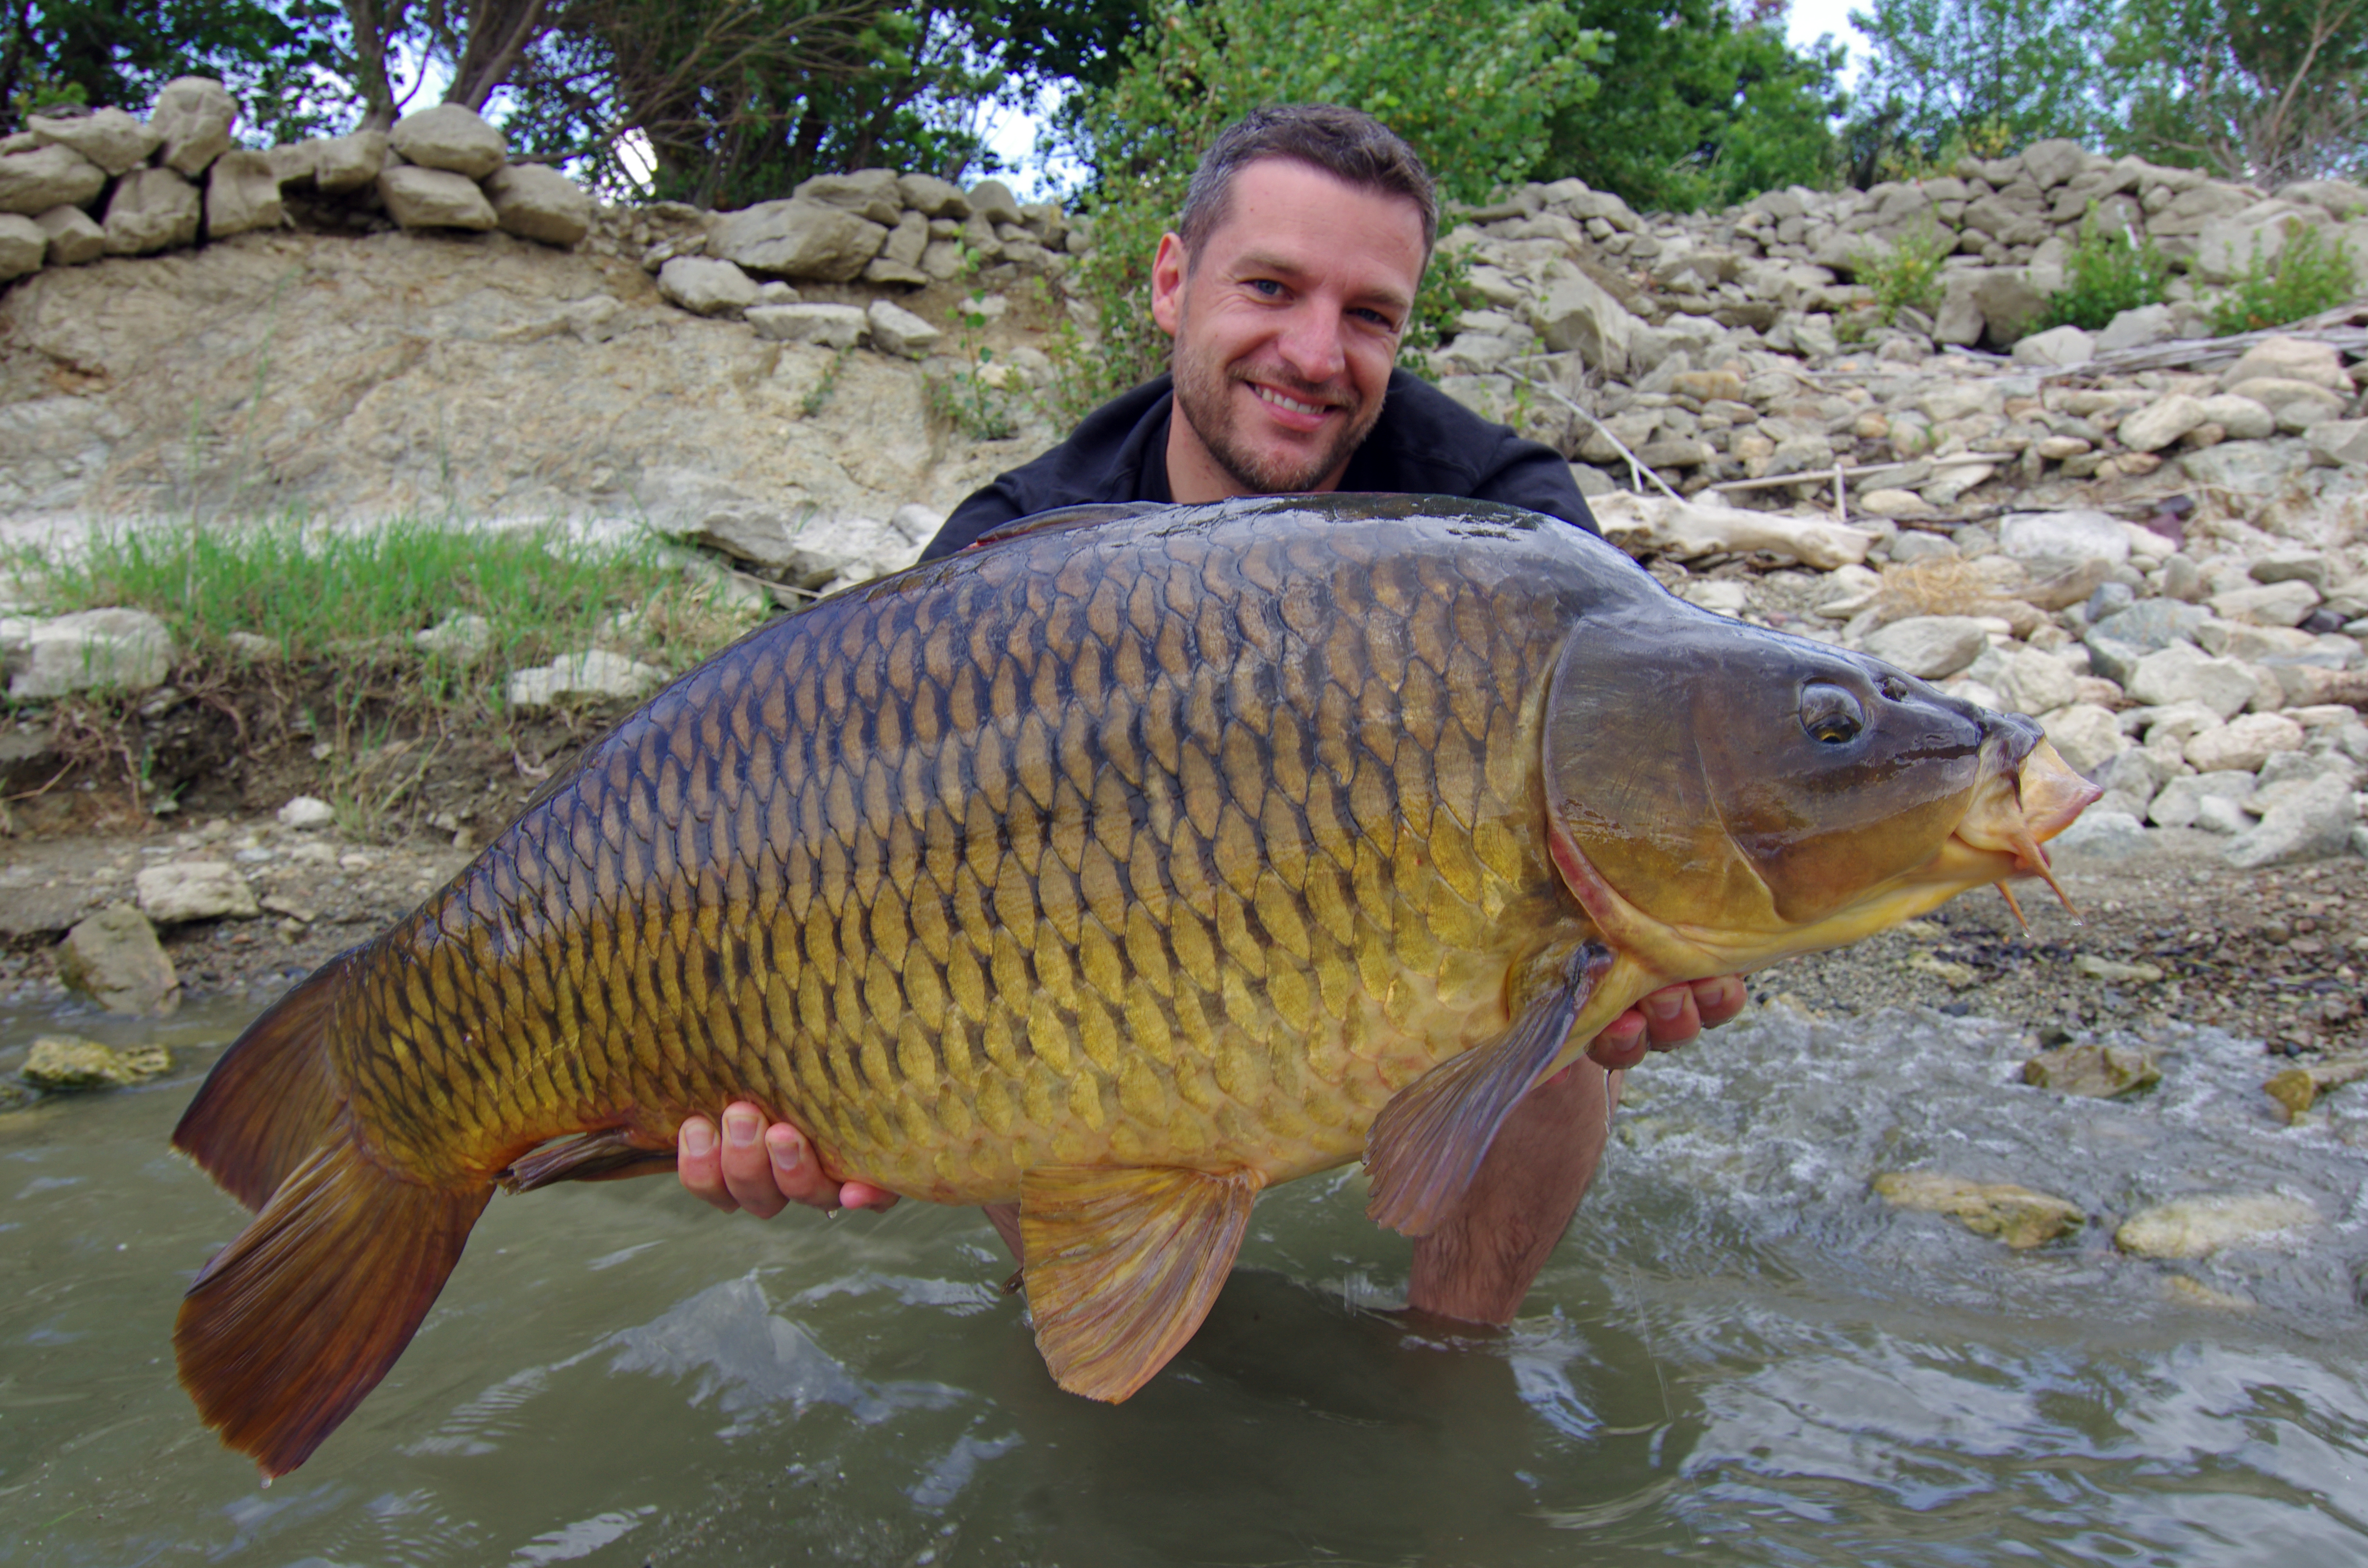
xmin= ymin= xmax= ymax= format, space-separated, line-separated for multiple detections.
xmin=4 ymin=995 xmax=2365 ymax=1567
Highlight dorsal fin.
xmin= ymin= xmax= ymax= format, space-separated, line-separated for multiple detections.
xmin=969 ymin=502 xmax=1167 ymax=551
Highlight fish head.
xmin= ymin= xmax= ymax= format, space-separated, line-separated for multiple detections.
xmin=1540 ymin=597 xmax=2100 ymax=986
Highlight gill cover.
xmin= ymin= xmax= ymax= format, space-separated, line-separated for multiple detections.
xmin=1542 ymin=599 xmax=2004 ymax=931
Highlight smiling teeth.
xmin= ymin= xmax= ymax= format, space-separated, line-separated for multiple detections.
xmin=1253 ymin=385 xmax=1325 ymax=416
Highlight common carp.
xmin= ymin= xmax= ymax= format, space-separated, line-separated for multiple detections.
xmin=172 ymin=494 xmax=2096 ymax=1475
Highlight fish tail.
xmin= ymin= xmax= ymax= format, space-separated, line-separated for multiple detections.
xmin=171 ymin=947 xmax=361 ymax=1211
xmin=175 ymin=1113 xmax=491 ymax=1477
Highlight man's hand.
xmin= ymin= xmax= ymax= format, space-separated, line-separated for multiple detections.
xmin=1584 ymin=975 xmax=1748 ymax=1071
xmin=677 ymin=1102 xmax=898 ymax=1218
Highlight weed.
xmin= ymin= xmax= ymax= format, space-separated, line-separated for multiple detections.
xmin=1853 ymin=222 xmax=1952 ymax=327
xmin=927 ymin=273 xmax=1026 ymax=442
xmin=799 ymin=345 xmax=853 ymax=418
xmin=2042 ymin=208 xmax=2175 ymax=332
xmin=2208 ymin=223 xmax=2359 ymax=336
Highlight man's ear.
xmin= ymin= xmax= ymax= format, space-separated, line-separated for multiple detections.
xmin=1149 ymin=232 xmax=1187 ymax=339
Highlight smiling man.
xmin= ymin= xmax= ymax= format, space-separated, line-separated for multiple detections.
xmin=679 ymin=105 xmax=1745 ymax=1324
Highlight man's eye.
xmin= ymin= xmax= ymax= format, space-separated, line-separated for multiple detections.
xmin=1246 ymin=279 xmax=1284 ymax=298
xmin=1355 ymin=308 xmax=1400 ymax=331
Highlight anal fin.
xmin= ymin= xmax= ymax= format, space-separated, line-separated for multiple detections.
xmin=1366 ymin=943 xmax=1612 ymax=1237
xmin=1019 ymin=1165 xmax=1264 ymax=1403
xmin=497 ymin=1127 xmax=676 ymax=1193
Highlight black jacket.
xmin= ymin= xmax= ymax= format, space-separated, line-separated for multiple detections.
xmin=920 ymin=369 xmax=1597 ymax=560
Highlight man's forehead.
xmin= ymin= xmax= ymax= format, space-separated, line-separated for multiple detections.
xmin=1198 ymin=156 xmax=1428 ymax=251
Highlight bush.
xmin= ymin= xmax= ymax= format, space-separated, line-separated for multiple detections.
xmin=1853 ymin=223 xmax=1952 ymax=326
xmin=2208 ymin=223 xmax=2360 ymax=336
xmin=1058 ymin=0 xmax=1603 ymax=407
xmin=2041 ymin=207 xmax=2175 ymax=331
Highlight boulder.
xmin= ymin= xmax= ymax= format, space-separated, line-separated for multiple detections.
xmin=2223 ymin=772 xmax=2359 ymax=868
xmin=2185 ymin=711 xmax=2305 ymax=773
xmin=0 ymin=213 xmax=42 ymax=281
xmin=33 ymin=204 xmax=102 ymax=266
xmin=1971 ymin=269 xmax=2046 ymax=343
xmin=54 ymin=905 xmax=179 ymax=1015
xmin=21 ymin=1034 xmax=171 ymax=1090
xmin=26 ymin=106 xmax=160 ymax=176
xmin=483 ymin=163 xmax=590 ymax=247
xmin=377 ymin=166 xmax=498 ymax=231
xmin=0 ymin=142 xmax=106 ymax=216
xmin=2118 ymin=394 xmax=2209 ymax=453
xmin=2126 ymin=643 xmax=2256 ymax=717
xmin=745 ymin=302 xmax=868 ymax=348
xmin=2115 ymin=1193 xmax=2317 ymax=1258
xmin=656 ymin=255 xmax=757 ymax=317
xmin=865 ymin=298 xmax=940 ymax=358
xmin=1871 ymin=1172 xmax=2083 ymax=1249
xmin=2217 ymin=334 xmax=2350 ymax=393
xmin=965 ymin=178 xmax=1024 ymax=227
xmin=896 ymin=172 xmax=969 ymax=218
xmin=102 ymin=167 xmax=201 ymax=255
xmin=388 ymin=102 xmax=507 ymax=179
xmin=1862 ymin=615 xmax=1990 ymax=679
xmin=7 ymin=608 xmax=173 ymax=698
xmin=136 ymin=860 xmax=261 ymax=923
xmin=507 ymin=649 xmax=668 ymax=710
xmin=314 ymin=129 xmax=388 ymax=195
xmin=793 ymin=168 xmax=902 ymax=226
xmin=1527 ymin=259 xmax=1641 ymax=375
xmin=2021 ymin=139 xmax=2092 ymax=188
xmin=266 ymin=140 xmax=320 ymax=188
xmin=151 ymin=75 xmax=238 ymax=175
xmin=711 ymin=198 xmax=888 ymax=282
xmin=205 ymin=148 xmax=282 ymax=238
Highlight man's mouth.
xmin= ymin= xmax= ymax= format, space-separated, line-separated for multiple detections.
xmin=1247 ymin=382 xmax=1336 ymax=420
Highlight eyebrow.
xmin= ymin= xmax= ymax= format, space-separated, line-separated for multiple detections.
xmin=1233 ymin=248 xmax=1414 ymax=316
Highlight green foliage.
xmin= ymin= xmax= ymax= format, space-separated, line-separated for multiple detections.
xmin=926 ymin=270 xmax=1028 ymax=441
xmin=2110 ymin=0 xmax=2368 ymax=186
xmin=2041 ymin=207 xmax=2175 ymax=330
xmin=1536 ymin=0 xmax=1847 ymax=213
xmin=1842 ymin=0 xmax=2114 ymax=183
xmin=2207 ymin=223 xmax=2361 ymax=336
xmin=0 ymin=0 xmax=347 ymax=139
xmin=1059 ymin=0 xmax=1602 ymax=406
xmin=1852 ymin=222 xmax=1952 ymax=325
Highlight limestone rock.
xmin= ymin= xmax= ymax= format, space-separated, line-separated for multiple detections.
xmin=2048 ymin=806 xmax=2148 ymax=858
xmin=414 ymin=611 xmax=493 ymax=663
xmin=0 ymin=142 xmax=106 ymax=216
xmin=746 ymin=302 xmax=867 ymax=348
xmin=34 ymin=204 xmax=103 ymax=266
xmin=1998 ymin=509 xmax=2129 ymax=567
xmin=205 ymin=148 xmax=283 ymax=238
xmin=2011 ymin=323 xmax=2093 ymax=367
xmin=2127 ymin=643 xmax=2256 ymax=717
xmin=22 ymin=1035 xmax=171 ymax=1090
xmin=2148 ymin=770 xmax=2257 ymax=827
xmin=2210 ymin=579 xmax=2321 ymax=627
xmin=793 ymin=168 xmax=901 ymax=226
xmin=26 ymin=106 xmax=160 ymax=176
xmin=1527 ymin=259 xmax=1640 ymax=375
xmin=2262 ymin=1055 xmax=2368 ymax=1123
xmin=315 ymin=129 xmax=389 ymax=196
xmin=1970 ymin=269 xmax=2046 ymax=343
xmin=2223 ymin=772 xmax=2360 ymax=868
xmin=2218 ymin=334 xmax=2350 ymax=393
xmin=102 ymin=168 xmax=201 ymax=255
xmin=965 ymin=178 xmax=1024 ymax=227
xmin=136 ymin=860 xmax=260 ymax=923
xmin=2196 ymin=392 xmax=2276 ymax=441
xmin=1862 ymin=615 xmax=1990 ymax=679
xmin=2023 ymin=1041 xmax=2160 ymax=1097
xmin=2119 ymin=394 xmax=2208 ymax=453
xmin=712 ymin=198 xmax=887 ymax=282
xmin=389 ymin=102 xmax=507 ymax=179
xmin=2115 ymin=1193 xmax=2317 ymax=1259
xmin=1872 ymin=1172 xmax=2083 ymax=1249
xmin=55 ymin=905 xmax=179 ymax=1015
xmin=865 ymin=298 xmax=940 ymax=358
xmin=2095 ymin=303 xmax=2176 ymax=353
xmin=2305 ymin=419 xmax=2368 ymax=466
xmin=1995 ymin=646 xmax=2081 ymax=715
xmin=7 ymin=608 xmax=173 ymax=698
xmin=484 ymin=163 xmax=590 ymax=247
xmin=2222 ymin=375 xmax=2344 ymax=429
xmin=0 ymin=213 xmax=42 ymax=281
xmin=896 ymin=173 xmax=969 ymax=218
xmin=378 ymin=166 xmax=497 ymax=231
xmin=267 ymin=140 xmax=320 ymax=188
xmin=657 ymin=255 xmax=757 ymax=317
xmin=2187 ymin=711 xmax=2305 ymax=772
xmin=507 ymin=649 xmax=668 ymax=710
xmin=278 ymin=794 xmax=336 ymax=828
xmin=152 ymin=76 xmax=238 ymax=176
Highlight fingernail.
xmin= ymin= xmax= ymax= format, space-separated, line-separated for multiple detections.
xmin=767 ymin=1129 xmax=804 ymax=1171
xmin=683 ymin=1122 xmax=713 ymax=1158
xmin=1647 ymin=994 xmax=1682 ymax=1022
xmin=724 ymin=1110 xmax=758 ymax=1147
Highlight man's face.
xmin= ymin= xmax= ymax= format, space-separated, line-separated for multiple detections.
xmin=1151 ymin=158 xmax=1427 ymax=500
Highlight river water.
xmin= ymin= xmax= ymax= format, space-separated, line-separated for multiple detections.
xmin=4 ymin=994 xmax=2364 ymax=1567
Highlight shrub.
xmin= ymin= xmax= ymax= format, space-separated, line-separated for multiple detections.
xmin=1853 ymin=222 xmax=1952 ymax=326
xmin=2041 ymin=207 xmax=2175 ymax=331
xmin=2208 ymin=223 xmax=2360 ymax=337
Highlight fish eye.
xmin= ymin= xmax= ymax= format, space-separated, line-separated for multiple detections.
xmin=1800 ymin=683 xmax=1866 ymax=745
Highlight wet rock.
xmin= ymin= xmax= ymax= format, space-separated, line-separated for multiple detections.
xmin=2071 ymin=955 xmax=2165 ymax=985
xmin=55 ymin=904 xmax=179 ymax=1015
xmin=152 ymin=76 xmax=238 ymax=176
xmin=2115 ymin=1194 xmax=2318 ymax=1259
xmin=657 ymin=255 xmax=756 ymax=317
xmin=1906 ymin=952 xmax=1980 ymax=988
xmin=507 ymin=649 xmax=669 ymax=710
xmin=483 ymin=163 xmax=590 ymax=247
xmin=2223 ymin=773 xmax=2361 ymax=869
xmin=137 ymin=860 xmax=261 ymax=923
xmin=377 ymin=166 xmax=497 ymax=231
xmin=1872 ymin=1171 xmax=2084 ymax=1249
xmin=2263 ymin=1055 xmax=2368 ymax=1123
xmin=389 ymin=103 xmax=507 ymax=179
xmin=6 ymin=608 xmax=174 ymax=699
xmin=26 ymin=106 xmax=160 ymax=176
xmin=22 ymin=1035 xmax=171 ymax=1090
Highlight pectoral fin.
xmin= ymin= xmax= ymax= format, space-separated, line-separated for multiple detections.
xmin=1019 ymin=1165 xmax=1265 ymax=1403
xmin=497 ymin=1127 xmax=676 ymax=1193
xmin=1366 ymin=943 xmax=1612 ymax=1237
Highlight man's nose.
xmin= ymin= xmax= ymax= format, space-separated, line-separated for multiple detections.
xmin=1274 ymin=302 xmax=1347 ymax=384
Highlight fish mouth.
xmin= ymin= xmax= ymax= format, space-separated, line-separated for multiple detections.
xmin=1924 ymin=735 xmax=2102 ymax=918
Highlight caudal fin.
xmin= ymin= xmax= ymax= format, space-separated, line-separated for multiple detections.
xmin=173 ymin=950 xmax=360 ymax=1211
xmin=175 ymin=1115 xmax=491 ymax=1477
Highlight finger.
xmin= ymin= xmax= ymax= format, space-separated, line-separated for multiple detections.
xmin=720 ymin=1103 xmax=789 ymax=1219
xmin=1585 ymin=1007 xmax=1651 ymax=1071
xmin=678 ymin=1116 xmax=737 ymax=1212
xmin=1691 ymin=974 xmax=1749 ymax=1029
xmin=1640 ymin=983 xmax=1703 ymax=1050
xmin=839 ymin=1182 xmax=900 ymax=1212
xmin=762 ymin=1123 xmax=837 ymax=1211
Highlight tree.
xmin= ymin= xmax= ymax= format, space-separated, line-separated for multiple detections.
xmin=1846 ymin=0 xmax=2116 ymax=171
xmin=1537 ymin=0 xmax=1846 ymax=212
xmin=2111 ymin=0 xmax=2368 ymax=184
xmin=0 ymin=0 xmax=347 ymax=135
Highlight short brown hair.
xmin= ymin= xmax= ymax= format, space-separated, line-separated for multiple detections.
xmin=1176 ymin=105 xmax=1438 ymax=259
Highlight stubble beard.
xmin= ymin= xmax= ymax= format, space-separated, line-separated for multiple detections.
xmin=1171 ymin=327 xmax=1383 ymax=496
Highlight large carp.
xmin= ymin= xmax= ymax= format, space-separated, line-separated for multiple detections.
xmin=173 ymin=495 xmax=2095 ymax=1475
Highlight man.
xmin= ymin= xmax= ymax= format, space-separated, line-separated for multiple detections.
xmin=678 ymin=104 xmax=1745 ymax=1323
